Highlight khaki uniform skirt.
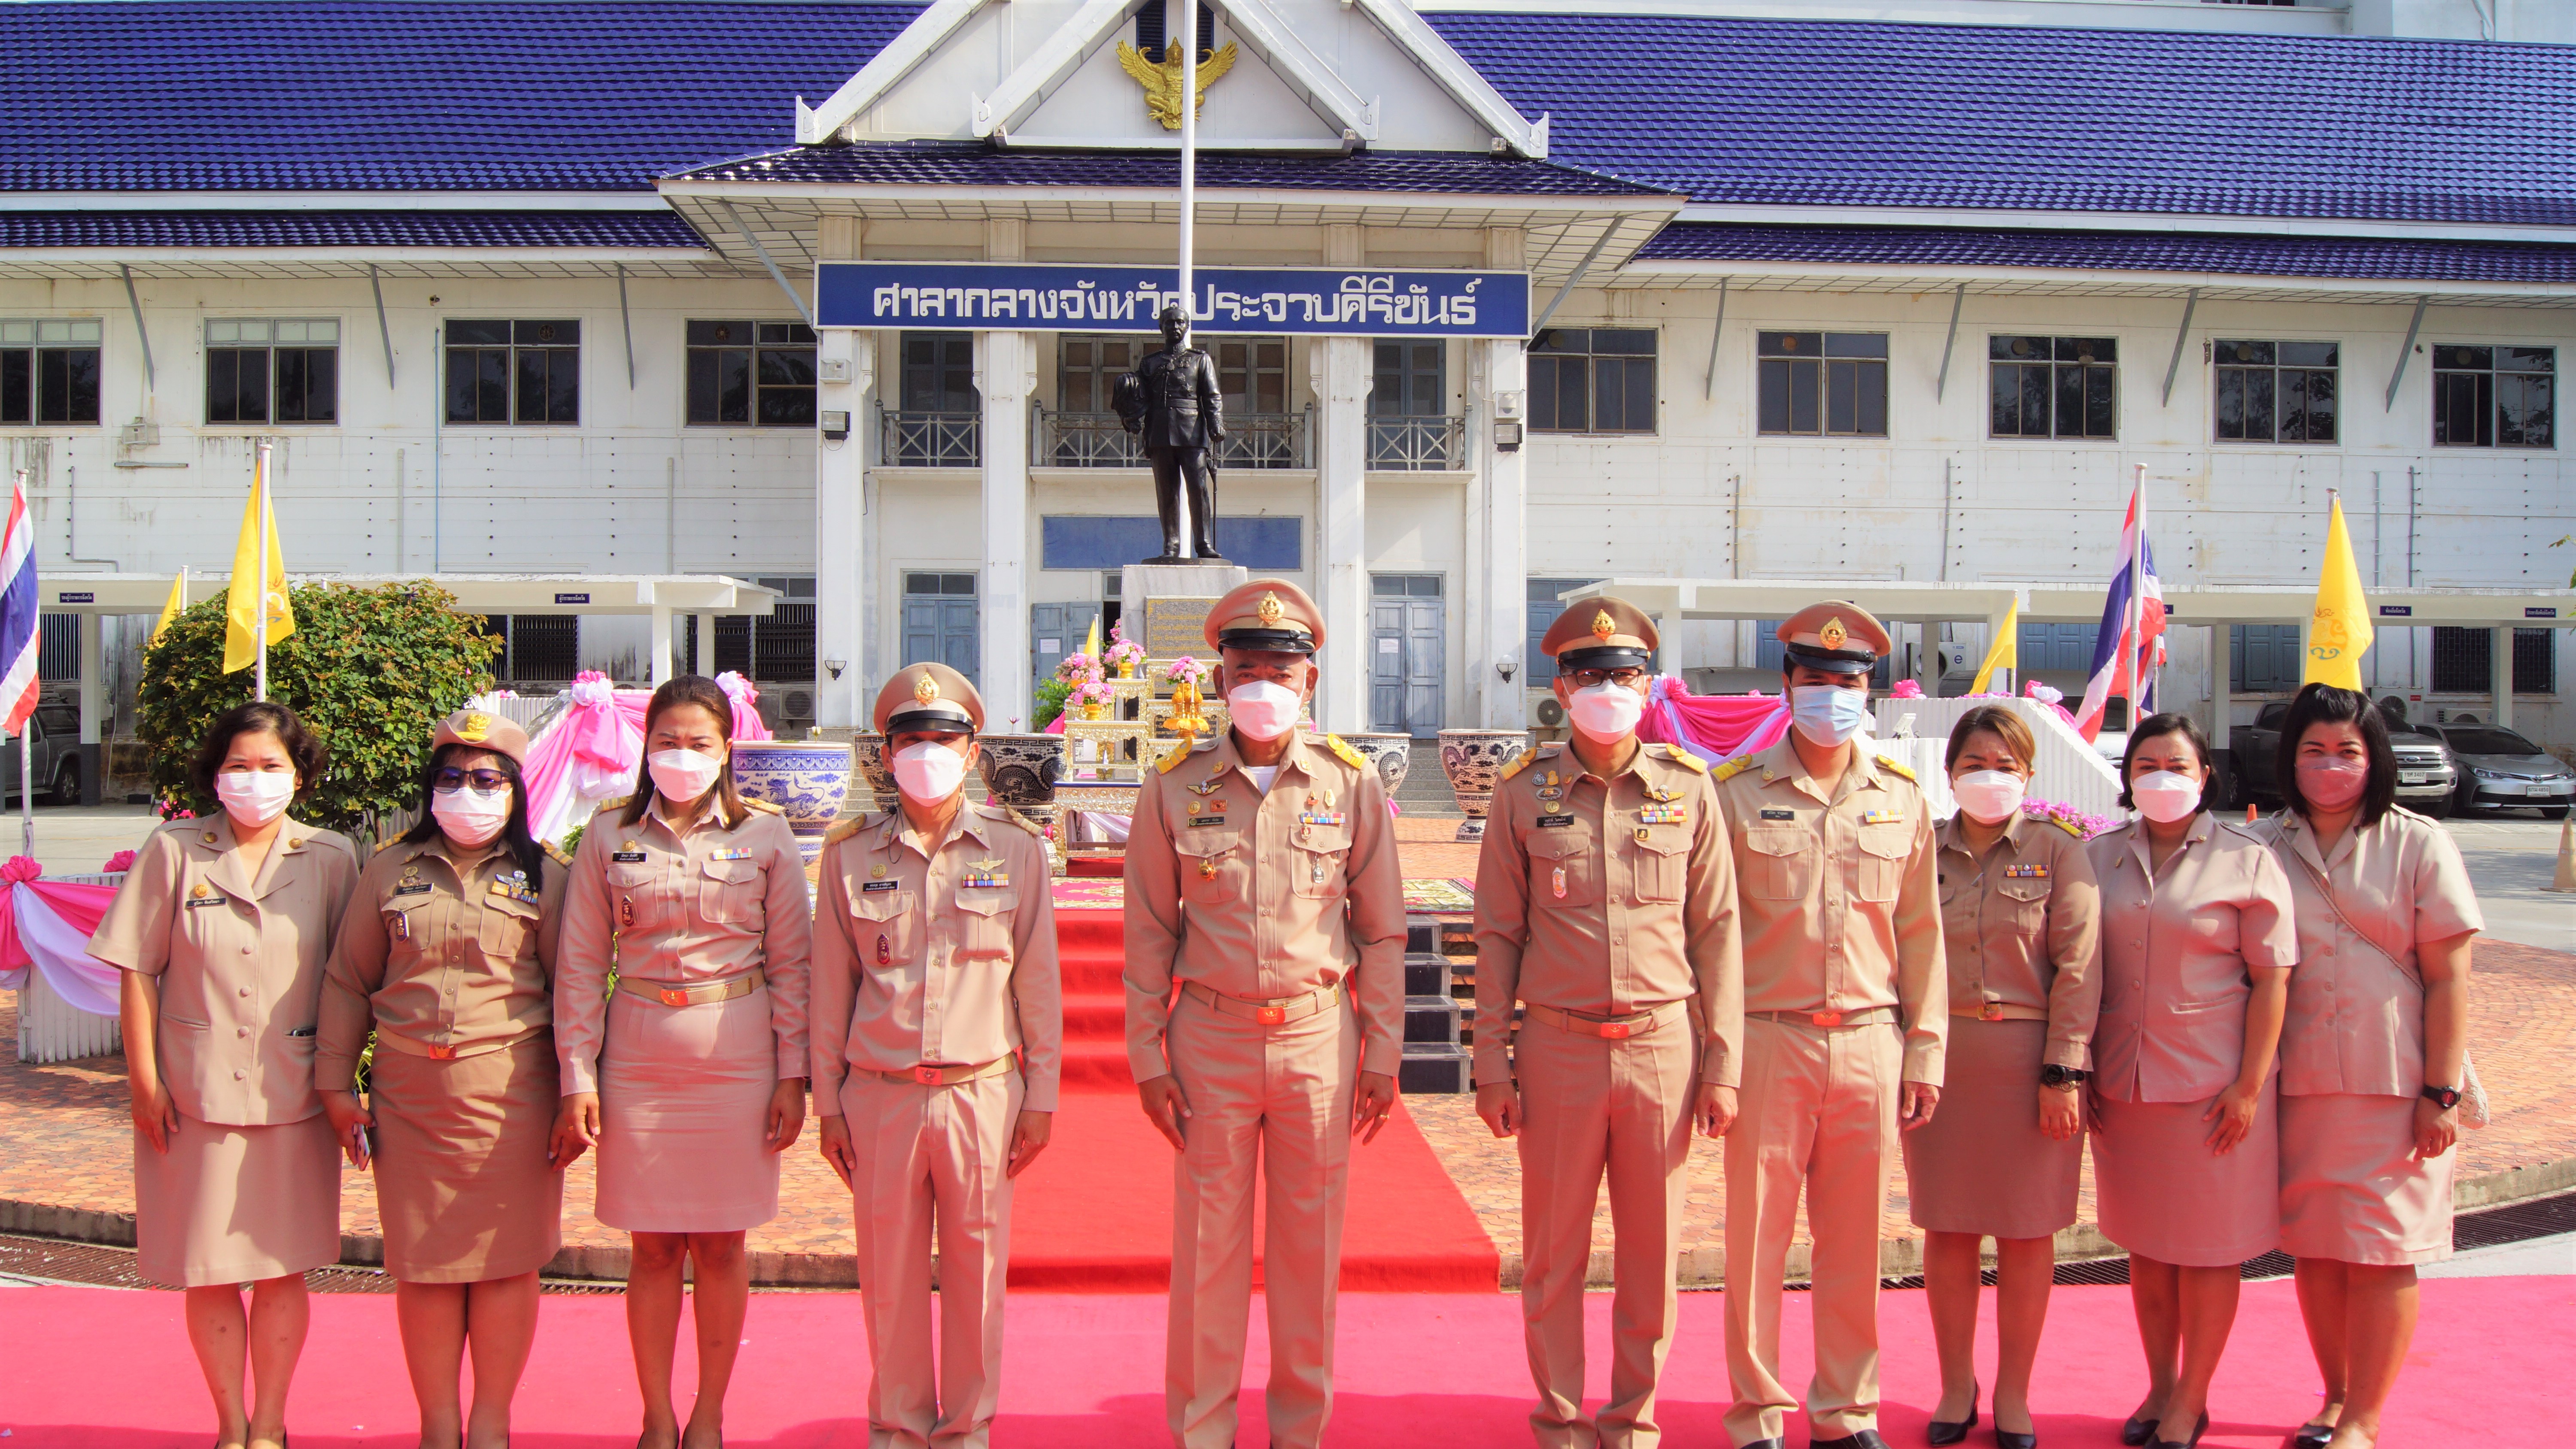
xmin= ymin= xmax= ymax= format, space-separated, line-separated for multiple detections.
xmin=595 ymin=980 xmax=781 ymax=1233
xmin=369 ymin=1033 xmax=564 ymax=1282
xmin=2278 ymin=1091 xmax=2453 ymax=1266
xmin=1902 ymin=1017 xmax=2082 ymax=1240
xmin=134 ymin=1113 xmax=342 ymax=1288
xmin=2092 ymin=1079 xmax=2282 ymax=1269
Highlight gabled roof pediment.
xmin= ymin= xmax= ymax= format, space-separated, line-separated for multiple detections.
xmin=796 ymin=0 xmax=1544 ymax=157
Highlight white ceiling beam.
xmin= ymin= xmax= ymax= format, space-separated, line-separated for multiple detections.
xmin=1349 ymin=0 xmax=1545 ymax=157
xmin=976 ymin=0 xmax=1138 ymax=138
xmin=797 ymin=0 xmax=990 ymax=145
xmin=1212 ymin=0 xmax=1377 ymax=142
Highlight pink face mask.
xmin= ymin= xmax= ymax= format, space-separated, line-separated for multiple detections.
xmin=2298 ymin=757 xmax=2370 ymax=812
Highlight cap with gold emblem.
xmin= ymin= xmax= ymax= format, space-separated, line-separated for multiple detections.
xmin=1204 ymin=577 xmax=1323 ymax=655
xmin=431 ymin=708 xmax=531 ymax=766
xmin=874 ymin=661 xmax=983 ymax=736
xmin=1540 ymin=595 xmax=1658 ymax=673
xmin=1776 ymin=600 xmax=1892 ymax=676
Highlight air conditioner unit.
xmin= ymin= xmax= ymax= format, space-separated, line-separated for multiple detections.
xmin=1532 ymin=694 xmax=1567 ymax=728
xmin=781 ymin=688 xmax=817 ymax=724
xmin=1939 ymin=643 xmax=1977 ymax=674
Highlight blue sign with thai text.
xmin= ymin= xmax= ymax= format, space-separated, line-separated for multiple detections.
xmin=815 ymin=263 xmax=1528 ymax=337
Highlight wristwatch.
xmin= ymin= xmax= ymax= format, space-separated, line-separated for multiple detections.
xmin=2421 ymin=1083 xmax=2463 ymax=1111
xmin=2040 ymin=1065 xmax=2090 ymax=1089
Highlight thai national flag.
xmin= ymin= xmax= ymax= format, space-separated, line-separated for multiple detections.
xmin=0 ymin=471 xmax=40 ymax=736
xmin=2072 ymin=478 xmax=2166 ymax=742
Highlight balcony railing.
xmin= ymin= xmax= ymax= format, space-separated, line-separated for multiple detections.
xmin=878 ymin=407 xmax=981 ymax=467
xmin=1368 ymin=414 xmax=1466 ymax=470
xmin=1034 ymin=406 xmax=1311 ymax=470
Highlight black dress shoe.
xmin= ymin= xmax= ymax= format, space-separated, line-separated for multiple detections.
xmin=2291 ymin=1427 xmax=2334 ymax=1449
xmin=2120 ymin=1414 xmax=2159 ymax=1447
xmin=1812 ymin=1434 xmax=1892 ymax=1449
xmin=2150 ymin=1412 xmax=2208 ymax=1449
xmin=1995 ymin=1430 xmax=2038 ymax=1449
xmin=1927 ymin=1382 xmax=1979 ymax=1446
xmin=1738 ymin=1441 xmax=1785 ymax=1449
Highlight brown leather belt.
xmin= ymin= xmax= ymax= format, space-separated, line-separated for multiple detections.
xmin=1522 ymin=1000 xmax=1683 ymax=1040
xmin=1749 ymin=1006 xmax=1899 ymax=1029
xmin=873 ymin=1054 xmax=1017 ymax=1087
xmin=1182 ymin=979 xmax=1343 ymax=1026
xmin=615 ymin=969 xmax=765 ymax=1009
xmin=373 ymin=1026 xmax=545 ymax=1062
xmin=1953 ymin=1002 xmax=2050 ymax=1023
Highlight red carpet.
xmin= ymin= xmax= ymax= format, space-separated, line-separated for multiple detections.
xmin=5 ymin=1276 xmax=2569 ymax=1445
xmin=1008 ymin=907 xmax=1497 ymax=1292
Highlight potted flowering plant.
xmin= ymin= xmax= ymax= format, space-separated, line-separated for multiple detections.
xmin=1164 ymin=655 xmax=1210 ymax=738
xmin=1056 ymin=651 xmax=1103 ymax=684
xmin=1072 ymin=679 xmax=1117 ymax=721
xmin=1103 ymin=624 xmax=1148 ymax=679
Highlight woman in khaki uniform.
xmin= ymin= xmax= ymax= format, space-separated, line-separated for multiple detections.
xmin=317 ymin=709 xmax=569 ymax=1449
xmin=550 ymin=674 xmax=812 ymax=1449
xmin=91 ymin=701 xmax=362 ymax=1449
xmin=2084 ymin=714 xmax=2297 ymax=1449
xmin=2259 ymin=685 xmax=2479 ymax=1449
xmin=1904 ymin=706 xmax=2100 ymax=1449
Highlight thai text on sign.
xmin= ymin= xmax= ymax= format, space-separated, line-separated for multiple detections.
xmin=815 ymin=263 xmax=1530 ymax=337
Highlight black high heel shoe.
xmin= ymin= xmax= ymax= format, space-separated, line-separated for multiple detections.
xmin=1994 ymin=1430 xmax=2038 ymax=1449
xmin=2120 ymin=1413 xmax=2160 ymax=1446
xmin=1927 ymin=1381 xmax=1978 ymax=1446
xmin=2150 ymin=1411 xmax=2208 ymax=1449
xmin=2292 ymin=1425 xmax=2335 ymax=1449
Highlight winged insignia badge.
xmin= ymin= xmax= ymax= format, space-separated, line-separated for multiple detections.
xmin=1115 ymin=39 xmax=1239 ymax=130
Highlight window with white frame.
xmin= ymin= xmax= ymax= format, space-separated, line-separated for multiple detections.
xmin=1757 ymin=331 xmax=1888 ymax=436
xmin=2432 ymin=345 xmax=2553 ymax=449
xmin=2212 ymin=339 xmax=2336 ymax=443
xmin=685 ymin=320 xmax=817 ymax=426
xmin=206 ymin=319 xmax=340 ymax=425
xmin=444 ymin=320 xmax=580 ymax=424
xmin=1990 ymin=335 xmax=2117 ymax=440
xmin=0 ymin=319 xmax=103 ymax=426
xmin=1529 ymin=328 xmax=1656 ymax=434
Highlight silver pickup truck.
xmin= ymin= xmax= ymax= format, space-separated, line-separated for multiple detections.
xmin=1 ymin=703 xmax=88 ymax=806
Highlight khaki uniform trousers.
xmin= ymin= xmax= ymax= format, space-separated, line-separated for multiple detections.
xmin=1723 ymin=1016 xmax=1904 ymax=1446
xmin=1165 ymin=988 xmax=1359 ymax=1449
xmin=1513 ymin=1001 xmax=1696 ymax=1449
xmin=841 ymin=1067 xmax=1025 ymax=1449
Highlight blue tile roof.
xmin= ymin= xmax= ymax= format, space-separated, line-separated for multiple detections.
xmin=670 ymin=141 xmax=1674 ymax=195
xmin=1426 ymin=12 xmax=2576 ymax=226
xmin=1634 ymin=224 xmax=2576 ymax=284
xmin=0 ymin=210 xmax=711 ymax=248
xmin=0 ymin=0 xmax=920 ymax=193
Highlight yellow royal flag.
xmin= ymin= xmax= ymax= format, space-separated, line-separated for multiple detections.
xmin=223 ymin=456 xmax=294 ymax=673
xmin=2305 ymin=495 xmax=2374 ymax=691
xmin=1082 ymin=613 xmax=1102 ymax=660
xmin=150 ymin=569 xmax=186 ymax=647
xmin=1969 ymin=598 xmax=2019 ymax=694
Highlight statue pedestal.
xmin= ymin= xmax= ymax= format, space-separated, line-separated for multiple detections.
xmin=1122 ymin=562 xmax=1248 ymax=649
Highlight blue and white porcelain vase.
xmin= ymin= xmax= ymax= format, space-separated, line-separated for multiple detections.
xmin=730 ymin=739 xmax=856 ymax=866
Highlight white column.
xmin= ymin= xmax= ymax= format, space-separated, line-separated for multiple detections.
xmin=1474 ymin=227 xmax=1529 ymax=728
xmin=2491 ymin=623 xmax=2513 ymax=731
xmin=816 ymin=215 xmax=872 ymax=729
xmin=650 ymin=605 xmax=674 ymax=685
xmin=1307 ymin=223 xmax=1373 ymax=735
xmin=76 ymin=614 xmax=101 ymax=744
xmin=693 ymin=612 xmax=717 ymax=675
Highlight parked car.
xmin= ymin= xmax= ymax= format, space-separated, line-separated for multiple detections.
xmin=2229 ymin=699 xmax=2458 ymax=816
xmin=0 ymin=703 xmax=86 ymax=806
xmin=2418 ymin=722 xmax=2576 ymax=818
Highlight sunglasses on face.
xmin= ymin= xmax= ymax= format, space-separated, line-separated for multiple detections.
xmin=1567 ymin=668 xmax=1646 ymax=688
xmin=433 ymin=767 xmax=511 ymax=793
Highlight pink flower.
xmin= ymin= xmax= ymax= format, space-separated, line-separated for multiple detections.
xmin=0 ymin=856 xmax=39 ymax=884
xmin=102 ymin=849 xmax=137 ymax=873
xmin=1890 ymin=679 xmax=1925 ymax=699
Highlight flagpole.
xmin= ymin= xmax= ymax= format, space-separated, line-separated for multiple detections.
xmin=2130 ymin=463 xmax=2150 ymax=720
xmin=254 ymin=441 xmax=271 ymax=703
xmin=14 ymin=468 xmax=31 ymax=858
xmin=1179 ymin=0 xmax=1196 ymax=312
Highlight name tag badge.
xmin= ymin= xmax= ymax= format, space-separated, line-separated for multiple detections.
xmin=183 ymin=893 xmax=230 ymax=909
xmin=1535 ymin=814 xmax=1576 ymax=829
xmin=392 ymin=881 xmax=433 ymax=896
xmin=2004 ymin=864 xmax=2050 ymax=879
xmin=611 ymin=849 xmax=648 ymax=863
xmin=1760 ymin=808 xmax=1796 ymax=822
xmin=861 ymin=879 xmax=901 ymax=893
xmin=1188 ymin=816 xmax=1227 ymax=828
xmin=1861 ymin=807 xmax=1904 ymax=825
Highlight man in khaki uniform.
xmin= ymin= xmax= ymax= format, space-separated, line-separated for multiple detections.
xmin=1710 ymin=602 xmax=1945 ymax=1449
xmin=813 ymin=663 xmax=1063 ymax=1449
xmin=1124 ymin=578 xmax=1408 ymax=1449
xmin=1472 ymin=597 xmax=1743 ymax=1449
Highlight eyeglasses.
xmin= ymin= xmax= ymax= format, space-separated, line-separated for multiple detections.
xmin=433 ymin=767 xmax=510 ymax=793
xmin=1567 ymin=668 xmax=1646 ymax=688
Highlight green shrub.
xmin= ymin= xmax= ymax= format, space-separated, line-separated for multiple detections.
xmin=1033 ymin=676 xmax=1072 ymax=729
xmin=138 ymin=582 xmax=501 ymax=835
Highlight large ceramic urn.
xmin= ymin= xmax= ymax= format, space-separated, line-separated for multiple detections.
xmin=1336 ymin=732 xmax=1414 ymax=800
xmin=730 ymin=738 xmax=857 ymax=865
xmin=849 ymin=733 xmax=901 ymax=813
xmin=1436 ymin=728 xmax=1531 ymax=842
xmin=976 ymin=733 xmax=1069 ymax=870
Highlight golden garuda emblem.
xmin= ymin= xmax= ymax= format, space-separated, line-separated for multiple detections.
xmin=1256 ymin=591 xmax=1284 ymax=626
xmin=1115 ymin=39 xmax=1239 ymax=130
xmin=456 ymin=712 xmax=492 ymax=743
xmin=1591 ymin=609 xmax=1616 ymax=642
xmin=1820 ymin=617 xmax=1848 ymax=650
xmin=914 ymin=673 xmax=940 ymax=704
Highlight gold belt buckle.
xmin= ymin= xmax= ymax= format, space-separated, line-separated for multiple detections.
xmin=1256 ymin=1004 xmax=1288 ymax=1025
xmin=1600 ymin=1020 xmax=1632 ymax=1040
xmin=427 ymin=1043 xmax=458 ymax=1061
xmin=1810 ymin=1011 xmax=1844 ymax=1028
xmin=659 ymin=987 xmax=692 ymax=1007
xmin=1979 ymin=1002 xmax=2005 ymax=1022
xmin=914 ymin=1066 xmax=944 ymax=1085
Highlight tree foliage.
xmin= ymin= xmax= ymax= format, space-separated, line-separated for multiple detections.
xmin=137 ymin=582 xmax=500 ymax=833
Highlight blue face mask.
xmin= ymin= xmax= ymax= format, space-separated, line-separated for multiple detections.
xmin=1790 ymin=683 xmax=1871 ymax=748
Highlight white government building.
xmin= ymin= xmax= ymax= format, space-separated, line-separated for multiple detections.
xmin=3 ymin=0 xmax=2573 ymax=792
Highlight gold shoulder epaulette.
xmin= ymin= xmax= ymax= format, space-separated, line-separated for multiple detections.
xmin=1003 ymin=806 xmax=1045 ymax=837
xmin=543 ymin=839 xmax=574 ymax=867
xmin=1501 ymin=749 xmax=1541 ymax=782
xmin=740 ymin=796 xmax=783 ymax=815
xmin=1157 ymin=744 xmax=1193 ymax=773
xmin=1324 ymin=734 xmax=1367 ymax=770
xmin=1712 ymin=755 xmax=1757 ymax=782
xmin=1656 ymin=745 xmax=1708 ymax=775
xmin=2049 ymin=815 xmax=2084 ymax=839
xmin=598 ymin=794 xmax=632 ymax=812
xmin=822 ymin=815 xmax=868 ymax=848
xmin=373 ymin=836 xmax=405 ymax=854
xmin=1875 ymin=754 xmax=1917 ymax=782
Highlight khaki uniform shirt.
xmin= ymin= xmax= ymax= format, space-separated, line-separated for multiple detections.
xmin=2257 ymin=808 xmax=2481 ymax=1099
xmin=1123 ymin=730 xmax=1407 ymax=1081
xmin=315 ymin=835 xmax=569 ymax=1091
xmin=555 ymin=795 xmax=814 ymax=1096
xmin=88 ymin=815 xmax=363 ymax=1126
xmin=1710 ymin=741 xmax=1947 ymax=1086
xmin=2085 ymin=814 xmax=2298 ymax=1103
xmin=1934 ymin=811 xmax=2103 ymax=1070
xmin=810 ymin=802 xmax=1066 ymax=1113
xmin=1469 ymin=741 xmax=1742 ymax=1089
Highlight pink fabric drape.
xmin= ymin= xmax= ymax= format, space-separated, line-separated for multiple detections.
xmin=0 ymin=857 xmax=125 ymax=1012
xmin=1637 ymin=675 xmax=1789 ymax=767
xmin=522 ymin=672 xmax=650 ymax=842
xmin=715 ymin=671 xmax=774 ymax=741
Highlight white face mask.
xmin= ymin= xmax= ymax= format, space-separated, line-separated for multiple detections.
xmin=1225 ymin=679 xmax=1303 ymax=742
xmin=647 ymin=748 xmax=726 ymax=803
xmin=1949 ymin=769 xmax=2027 ymax=826
xmin=431 ymin=786 xmax=513 ymax=848
xmin=214 ymin=770 xmax=296 ymax=828
xmin=1790 ymin=683 xmax=1871 ymax=749
xmin=892 ymin=741 xmax=972 ymax=804
xmin=1567 ymin=682 xmax=1646 ymax=743
xmin=2130 ymin=769 xmax=2204 ymax=824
